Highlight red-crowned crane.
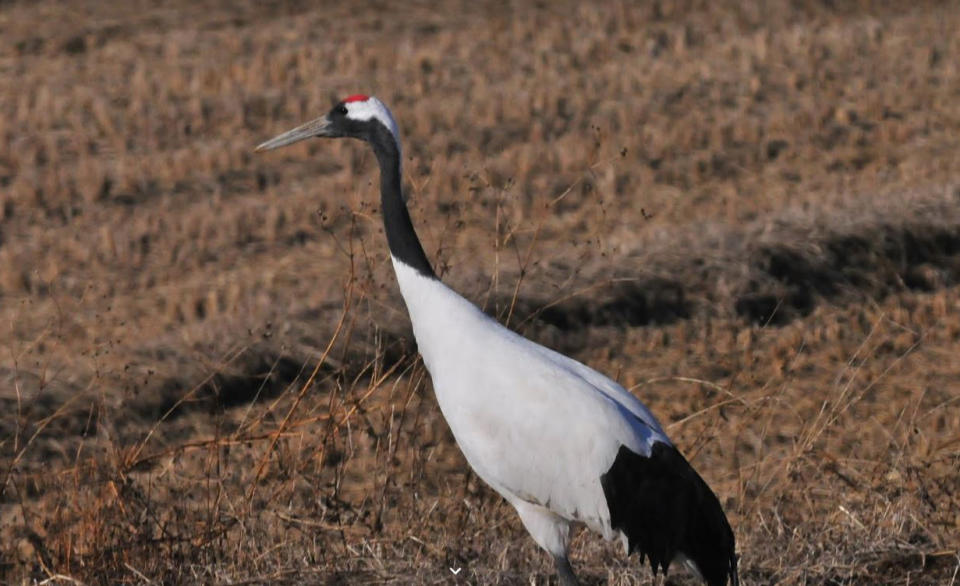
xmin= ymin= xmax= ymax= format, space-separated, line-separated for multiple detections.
xmin=256 ymin=95 xmax=739 ymax=586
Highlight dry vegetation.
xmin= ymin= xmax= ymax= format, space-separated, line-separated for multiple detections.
xmin=2 ymin=0 xmax=960 ymax=583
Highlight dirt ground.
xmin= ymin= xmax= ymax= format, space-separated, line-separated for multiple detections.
xmin=1 ymin=0 xmax=959 ymax=584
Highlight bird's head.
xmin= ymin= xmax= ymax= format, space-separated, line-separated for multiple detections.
xmin=255 ymin=94 xmax=400 ymax=152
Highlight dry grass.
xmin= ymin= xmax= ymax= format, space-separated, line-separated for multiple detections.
xmin=2 ymin=0 xmax=960 ymax=583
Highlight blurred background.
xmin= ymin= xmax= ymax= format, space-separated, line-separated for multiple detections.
xmin=1 ymin=0 xmax=959 ymax=583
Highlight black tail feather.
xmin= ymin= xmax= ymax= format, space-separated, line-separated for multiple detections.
xmin=600 ymin=443 xmax=739 ymax=586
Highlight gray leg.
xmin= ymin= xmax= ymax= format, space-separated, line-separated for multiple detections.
xmin=553 ymin=555 xmax=580 ymax=586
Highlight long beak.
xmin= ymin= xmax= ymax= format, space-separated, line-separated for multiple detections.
xmin=255 ymin=115 xmax=332 ymax=152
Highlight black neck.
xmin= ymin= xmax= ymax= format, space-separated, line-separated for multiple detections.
xmin=368 ymin=125 xmax=437 ymax=279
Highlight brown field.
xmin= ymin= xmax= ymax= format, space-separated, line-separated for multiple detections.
xmin=2 ymin=0 xmax=960 ymax=584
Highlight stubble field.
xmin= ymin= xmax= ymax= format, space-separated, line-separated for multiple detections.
xmin=2 ymin=0 xmax=959 ymax=584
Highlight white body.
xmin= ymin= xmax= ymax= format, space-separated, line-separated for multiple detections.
xmin=392 ymin=258 xmax=671 ymax=557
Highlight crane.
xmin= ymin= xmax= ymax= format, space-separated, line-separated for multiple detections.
xmin=256 ymin=94 xmax=739 ymax=586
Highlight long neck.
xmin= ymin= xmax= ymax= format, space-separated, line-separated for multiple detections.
xmin=369 ymin=127 xmax=437 ymax=279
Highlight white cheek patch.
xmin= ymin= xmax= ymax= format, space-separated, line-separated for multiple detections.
xmin=344 ymin=97 xmax=401 ymax=143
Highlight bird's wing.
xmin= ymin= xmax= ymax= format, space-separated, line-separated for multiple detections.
xmin=526 ymin=340 xmax=668 ymax=437
xmin=432 ymin=321 xmax=671 ymax=533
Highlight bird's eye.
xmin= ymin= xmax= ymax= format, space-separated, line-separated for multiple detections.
xmin=336 ymin=105 xmax=348 ymax=115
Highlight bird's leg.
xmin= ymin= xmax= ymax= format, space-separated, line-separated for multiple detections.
xmin=553 ymin=555 xmax=581 ymax=586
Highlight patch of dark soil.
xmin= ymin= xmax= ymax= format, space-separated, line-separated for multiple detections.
xmin=736 ymin=223 xmax=960 ymax=324
xmin=526 ymin=278 xmax=690 ymax=331
xmin=486 ymin=220 xmax=960 ymax=333
xmin=134 ymin=351 xmax=311 ymax=425
xmin=201 ymin=354 xmax=304 ymax=411
xmin=734 ymin=290 xmax=814 ymax=326
xmin=0 ymin=372 xmax=94 ymax=459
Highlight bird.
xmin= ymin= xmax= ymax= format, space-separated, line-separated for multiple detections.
xmin=256 ymin=94 xmax=739 ymax=586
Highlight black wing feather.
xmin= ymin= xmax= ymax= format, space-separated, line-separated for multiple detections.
xmin=600 ymin=442 xmax=739 ymax=586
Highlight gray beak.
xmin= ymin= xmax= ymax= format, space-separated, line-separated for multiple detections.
xmin=255 ymin=115 xmax=332 ymax=152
